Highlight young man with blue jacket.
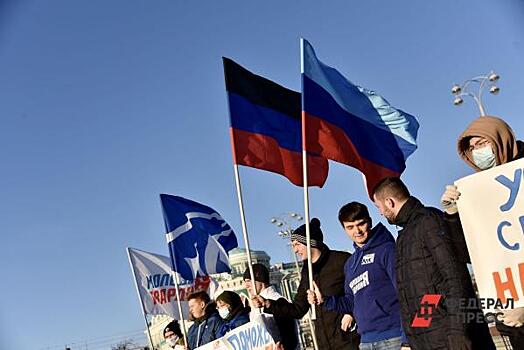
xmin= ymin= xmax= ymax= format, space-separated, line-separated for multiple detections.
xmin=307 ymin=202 xmax=408 ymax=350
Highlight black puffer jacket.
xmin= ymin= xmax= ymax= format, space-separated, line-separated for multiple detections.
xmin=265 ymin=245 xmax=360 ymax=349
xmin=395 ymin=197 xmax=494 ymax=350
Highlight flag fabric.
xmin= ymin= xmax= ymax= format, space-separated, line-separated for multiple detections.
xmin=160 ymin=194 xmax=238 ymax=281
xmin=301 ymin=39 xmax=419 ymax=195
xmin=127 ymin=248 xmax=219 ymax=319
xmin=223 ymin=57 xmax=329 ymax=187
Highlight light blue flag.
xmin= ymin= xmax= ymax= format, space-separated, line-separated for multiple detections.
xmin=160 ymin=194 xmax=238 ymax=281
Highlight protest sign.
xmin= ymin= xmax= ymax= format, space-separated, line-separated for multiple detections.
xmin=195 ymin=315 xmax=277 ymax=350
xmin=456 ymin=158 xmax=524 ymax=310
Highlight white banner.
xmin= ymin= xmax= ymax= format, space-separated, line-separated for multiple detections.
xmin=456 ymin=158 xmax=524 ymax=310
xmin=195 ymin=315 xmax=277 ymax=350
xmin=127 ymin=247 xmax=219 ymax=318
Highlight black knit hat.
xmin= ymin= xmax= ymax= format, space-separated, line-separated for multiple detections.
xmin=242 ymin=263 xmax=270 ymax=284
xmin=163 ymin=320 xmax=182 ymax=338
xmin=216 ymin=290 xmax=242 ymax=309
xmin=290 ymin=218 xmax=323 ymax=248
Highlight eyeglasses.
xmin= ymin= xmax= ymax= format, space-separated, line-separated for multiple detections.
xmin=468 ymin=138 xmax=491 ymax=152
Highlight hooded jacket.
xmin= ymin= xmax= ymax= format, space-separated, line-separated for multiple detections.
xmin=449 ymin=115 xmax=524 ymax=347
xmin=323 ymin=223 xmax=404 ymax=344
xmin=264 ymin=245 xmax=360 ymax=349
xmin=457 ymin=115 xmax=524 ymax=171
xmin=447 ymin=116 xmax=524 ymax=265
xmin=187 ymin=302 xmax=223 ymax=349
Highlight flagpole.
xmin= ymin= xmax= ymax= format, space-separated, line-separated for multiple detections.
xmin=300 ymin=38 xmax=315 ymax=320
xmin=126 ymin=248 xmax=156 ymax=350
xmin=170 ymin=269 xmax=189 ymax=347
xmin=232 ymin=161 xmax=257 ymax=295
xmin=228 ymin=124 xmax=258 ymax=296
xmin=300 ymin=38 xmax=320 ymax=350
xmin=164 ymin=238 xmax=190 ymax=347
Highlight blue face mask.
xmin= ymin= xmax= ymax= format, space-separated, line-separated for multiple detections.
xmin=218 ymin=307 xmax=230 ymax=319
xmin=472 ymin=146 xmax=496 ymax=170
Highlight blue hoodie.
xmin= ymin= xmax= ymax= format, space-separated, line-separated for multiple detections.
xmin=324 ymin=223 xmax=405 ymax=343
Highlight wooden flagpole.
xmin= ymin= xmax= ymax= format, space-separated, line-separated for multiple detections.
xmin=126 ymin=248 xmax=156 ymax=350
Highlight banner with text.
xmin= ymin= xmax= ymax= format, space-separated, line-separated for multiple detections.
xmin=456 ymin=158 xmax=524 ymax=310
xmin=128 ymin=247 xmax=218 ymax=318
xmin=195 ymin=315 xmax=277 ymax=350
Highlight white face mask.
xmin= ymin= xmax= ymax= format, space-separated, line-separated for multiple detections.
xmin=218 ymin=307 xmax=230 ymax=319
xmin=472 ymin=146 xmax=496 ymax=170
xmin=167 ymin=336 xmax=179 ymax=347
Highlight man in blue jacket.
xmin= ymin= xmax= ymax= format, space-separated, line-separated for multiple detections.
xmin=186 ymin=291 xmax=223 ymax=349
xmin=307 ymin=202 xmax=407 ymax=350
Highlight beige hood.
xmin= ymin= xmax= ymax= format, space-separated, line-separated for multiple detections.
xmin=457 ymin=115 xmax=522 ymax=172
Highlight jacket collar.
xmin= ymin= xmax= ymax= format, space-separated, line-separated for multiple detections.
xmin=394 ymin=196 xmax=423 ymax=227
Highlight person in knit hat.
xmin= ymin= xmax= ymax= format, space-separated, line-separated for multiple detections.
xmin=251 ymin=218 xmax=360 ymax=350
xmin=215 ymin=290 xmax=250 ymax=337
xmin=440 ymin=115 xmax=524 ymax=348
xmin=163 ymin=320 xmax=186 ymax=350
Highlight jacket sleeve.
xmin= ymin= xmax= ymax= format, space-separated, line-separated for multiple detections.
xmin=421 ymin=213 xmax=469 ymax=337
xmin=323 ymin=261 xmax=354 ymax=314
xmin=443 ymin=212 xmax=471 ymax=264
xmin=264 ymin=273 xmax=310 ymax=319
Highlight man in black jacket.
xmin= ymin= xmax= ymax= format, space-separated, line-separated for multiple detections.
xmin=372 ymin=177 xmax=495 ymax=350
xmin=251 ymin=218 xmax=360 ymax=349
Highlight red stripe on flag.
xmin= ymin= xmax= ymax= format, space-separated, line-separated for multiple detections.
xmin=304 ymin=113 xmax=400 ymax=195
xmin=231 ymin=127 xmax=328 ymax=187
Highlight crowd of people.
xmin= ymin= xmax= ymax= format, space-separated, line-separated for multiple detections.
xmin=162 ymin=116 xmax=524 ymax=350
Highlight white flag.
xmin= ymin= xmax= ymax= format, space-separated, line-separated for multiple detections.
xmin=127 ymin=247 xmax=218 ymax=319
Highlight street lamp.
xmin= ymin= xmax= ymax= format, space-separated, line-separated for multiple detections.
xmin=451 ymin=70 xmax=500 ymax=116
xmin=269 ymin=212 xmax=303 ymax=273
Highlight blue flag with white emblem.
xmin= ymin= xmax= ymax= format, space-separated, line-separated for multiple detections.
xmin=160 ymin=194 xmax=238 ymax=281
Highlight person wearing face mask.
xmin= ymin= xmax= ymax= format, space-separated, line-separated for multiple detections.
xmin=440 ymin=115 xmax=524 ymax=347
xmin=163 ymin=320 xmax=186 ymax=350
xmin=186 ymin=291 xmax=223 ymax=349
xmin=215 ymin=290 xmax=250 ymax=337
xmin=372 ymin=177 xmax=495 ymax=350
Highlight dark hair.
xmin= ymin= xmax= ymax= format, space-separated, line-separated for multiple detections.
xmin=163 ymin=320 xmax=182 ymax=338
xmin=338 ymin=202 xmax=371 ymax=226
xmin=216 ymin=290 xmax=242 ymax=310
xmin=187 ymin=290 xmax=211 ymax=304
xmin=372 ymin=177 xmax=410 ymax=200
xmin=243 ymin=263 xmax=270 ymax=285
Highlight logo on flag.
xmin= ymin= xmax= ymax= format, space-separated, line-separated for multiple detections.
xmin=160 ymin=194 xmax=238 ymax=281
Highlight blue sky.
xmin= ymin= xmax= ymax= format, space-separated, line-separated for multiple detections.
xmin=1 ymin=1 xmax=523 ymax=349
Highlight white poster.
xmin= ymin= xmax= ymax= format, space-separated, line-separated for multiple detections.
xmin=127 ymin=247 xmax=218 ymax=318
xmin=456 ymin=158 xmax=524 ymax=310
xmin=195 ymin=315 xmax=277 ymax=350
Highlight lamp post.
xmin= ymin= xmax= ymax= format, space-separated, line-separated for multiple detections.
xmin=451 ymin=71 xmax=500 ymax=116
xmin=270 ymin=212 xmax=303 ymax=273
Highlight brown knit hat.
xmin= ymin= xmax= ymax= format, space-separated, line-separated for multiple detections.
xmin=457 ymin=116 xmax=520 ymax=171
